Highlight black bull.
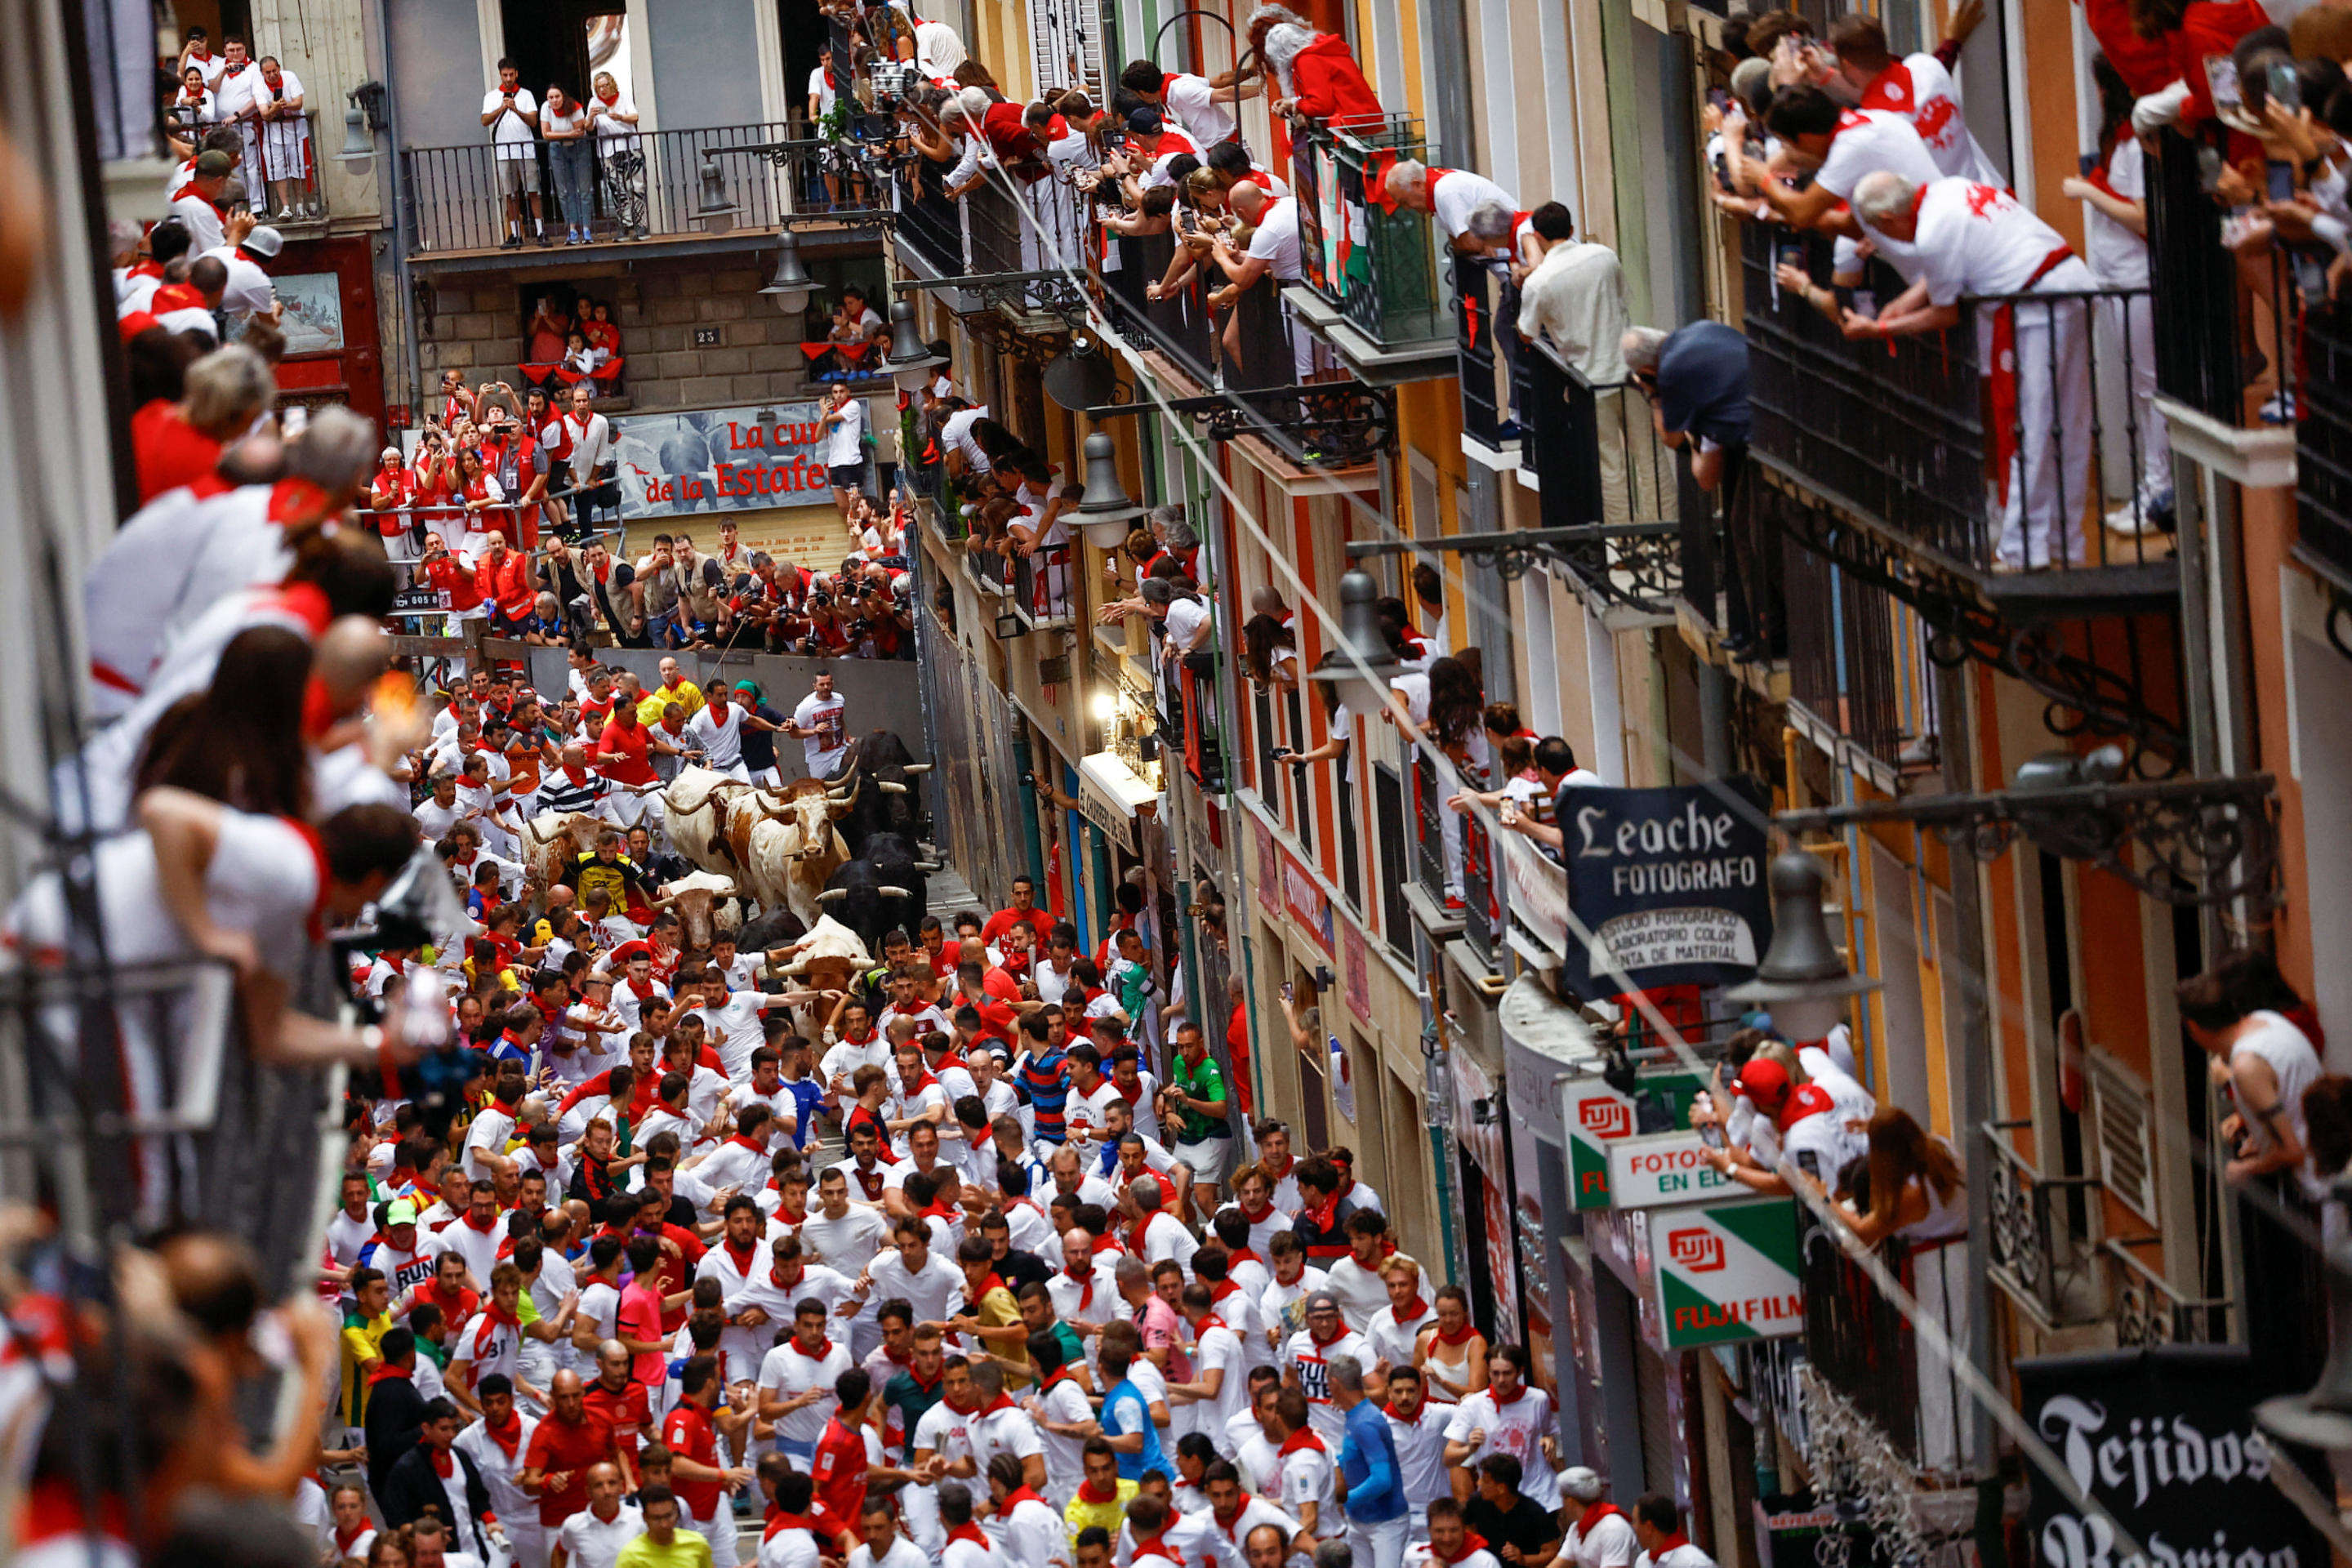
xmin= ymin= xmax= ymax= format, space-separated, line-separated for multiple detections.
xmin=826 ymin=730 xmax=932 ymax=857
xmin=816 ymin=834 xmax=937 ymax=950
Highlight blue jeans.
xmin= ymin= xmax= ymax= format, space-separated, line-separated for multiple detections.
xmin=550 ymin=139 xmax=595 ymax=227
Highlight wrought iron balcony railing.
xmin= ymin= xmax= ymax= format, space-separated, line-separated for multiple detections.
xmin=2296 ymin=299 xmax=2352 ymax=596
xmin=1410 ymin=751 xmax=1454 ymax=911
xmin=1743 ymin=223 xmax=2176 ymax=618
xmin=1010 ymin=545 xmax=1075 ymax=631
xmin=1983 ymin=1119 xmax=2105 ymax=1331
xmin=404 ymin=124 xmax=873 ymax=255
xmin=1286 ymin=118 xmax=1445 ymax=360
xmin=1797 ymin=1215 xmax=1971 ymax=1479
xmin=1520 ymin=338 xmax=1684 ymax=618
xmin=2102 ymin=1234 xmax=2233 ymax=1347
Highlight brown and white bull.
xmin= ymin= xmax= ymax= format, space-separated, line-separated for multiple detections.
xmin=776 ymin=914 xmax=874 ymax=1002
xmin=661 ymin=766 xmax=748 ymax=878
xmin=653 ymin=869 xmax=742 ymax=951
xmin=518 ymin=810 xmax=606 ymax=900
xmin=729 ymin=778 xmax=855 ymax=929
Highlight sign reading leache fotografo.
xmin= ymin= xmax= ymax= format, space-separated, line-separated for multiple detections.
xmin=2017 ymin=1348 xmax=2322 ymax=1568
xmin=1556 ymin=778 xmax=1775 ymax=998
xmin=611 ymin=401 xmax=858 ymax=519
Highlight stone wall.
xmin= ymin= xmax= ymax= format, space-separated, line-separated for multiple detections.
xmin=414 ymin=256 xmax=835 ymax=413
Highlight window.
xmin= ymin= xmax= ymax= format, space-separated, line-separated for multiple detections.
xmin=500 ymin=2 xmax=632 ymax=110
xmin=1372 ymin=762 xmax=1410 ymax=953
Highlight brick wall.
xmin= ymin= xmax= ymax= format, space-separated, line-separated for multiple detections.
xmin=413 ymin=256 xmax=841 ymax=413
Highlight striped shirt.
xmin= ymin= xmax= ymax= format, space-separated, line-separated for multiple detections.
xmin=536 ymin=767 xmax=612 ymax=817
xmin=1018 ymin=1045 xmax=1072 ymax=1143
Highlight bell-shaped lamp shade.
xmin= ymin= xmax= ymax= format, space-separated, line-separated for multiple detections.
xmin=1724 ymin=852 xmax=1881 ymax=1042
xmin=693 ymin=157 xmax=737 ymax=230
xmin=760 ymin=234 xmax=815 ymax=315
xmin=334 ymin=104 xmax=375 ymax=172
xmin=1306 ymin=570 xmax=1405 ymax=717
xmin=1075 ymin=431 xmax=1145 ymax=549
xmin=883 ymin=300 xmax=947 ymax=391
xmin=1043 ymin=332 xmax=1117 ymax=412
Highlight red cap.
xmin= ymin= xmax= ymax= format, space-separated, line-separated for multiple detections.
xmin=1731 ymin=1056 xmax=1790 ymax=1107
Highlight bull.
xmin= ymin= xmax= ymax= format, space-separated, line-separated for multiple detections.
xmin=777 ymin=914 xmax=875 ymax=1002
xmin=517 ymin=809 xmax=605 ymax=901
xmin=660 ymin=766 xmax=750 ymax=877
xmin=734 ymin=777 xmax=854 ymax=930
xmin=828 ymin=729 xmax=932 ymax=858
xmin=653 ymin=869 xmax=741 ymax=951
xmin=815 ymin=831 xmax=940 ymax=952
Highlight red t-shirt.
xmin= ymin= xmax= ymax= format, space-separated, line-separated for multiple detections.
xmin=131 ymin=400 xmax=223 ymax=503
xmin=981 ymin=906 xmax=1042 ymax=946
xmin=640 ymin=1223 xmax=708 ymax=1331
xmin=597 ymin=718 xmax=657 ymax=786
xmin=421 ymin=554 xmax=484 ymax=612
xmin=619 ymin=1277 xmax=667 ymax=1383
xmin=811 ymin=1414 xmax=870 ymax=1524
xmin=581 ymin=1377 xmax=653 ymax=1461
xmin=521 ymin=1411 xmax=618 ymax=1526
xmin=661 ymin=1402 xmax=724 ymax=1520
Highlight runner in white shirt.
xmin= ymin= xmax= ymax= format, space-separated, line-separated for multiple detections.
xmin=790 ymin=670 xmax=851 ymax=777
xmin=1405 ymin=1499 xmax=1506 ymax=1568
xmin=686 ymin=968 xmax=784 ymax=1082
xmin=1173 ymin=1285 xmax=1250 ymax=1459
xmin=757 ymin=1302 xmax=854 ymax=1462
xmin=1441 ymin=1348 xmax=1564 ymax=1511
xmin=1382 ymin=1367 xmax=1455 ymax=1533
xmin=1560 ymin=1467 xmax=1641 ymax=1568
xmin=1835 ymin=16 xmax=2004 ymax=184
xmin=551 ymin=1473 xmax=642 ymax=1568
xmin=1269 ymin=1388 xmax=1339 ymax=1535
xmin=683 ymin=692 xmax=753 ymax=783
xmin=1281 ymin=1293 xmax=1373 ymax=1450
xmin=1365 ymin=1258 xmax=1439 ymax=1376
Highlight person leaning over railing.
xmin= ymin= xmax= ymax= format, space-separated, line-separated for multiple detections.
xmin=1838 ymin=170 xmax=2097 ymax=572
xmin=1514 ymin=201 xmax=1642 ymax=526
xmin=1250 ymin=5 xmax=1386 ymax=129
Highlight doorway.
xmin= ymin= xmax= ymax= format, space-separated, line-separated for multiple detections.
xmin=501 ymin=2 xmax=633 ymax=105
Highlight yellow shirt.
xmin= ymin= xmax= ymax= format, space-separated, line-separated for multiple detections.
xmin=1064 ymin=1478 xmax=1137 ymax=1546
xmin=636 ymin=679 xmax=705 ymax=725
xmin=338 ymin=1310 xmax=392 ymax=1426
xmin=615 ymin=1530 xmax=711 ymax=1568
xmin=972 ymin=1284 xmax=1030 ymax=1382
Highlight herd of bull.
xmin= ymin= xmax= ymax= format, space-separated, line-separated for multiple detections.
xmin=516 ymin=729 xmax=942 ymax=958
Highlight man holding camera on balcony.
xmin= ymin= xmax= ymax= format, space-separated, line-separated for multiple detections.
xmin=482 ymin=58 xmax=547 ymax=249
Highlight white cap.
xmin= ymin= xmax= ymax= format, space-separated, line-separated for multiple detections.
xmin=243 ymin=225 xmax=284 ymax=258
xmin=1561 ymin=1467 xmax=1605 ymax=1502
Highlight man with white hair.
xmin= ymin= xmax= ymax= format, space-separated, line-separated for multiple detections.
xmin=1255 ymin=7 xmax=1384 ymax=127
xmin=1559 ymin=1467 xmax=1639 ymax=1568
xmin=1838 ymin=171 xmax=2095 ymax=569
xmin=1382 ymin=158 xmax=1514 ymax=252
xmin=942 ymin=87 xmax=1050 ymax=197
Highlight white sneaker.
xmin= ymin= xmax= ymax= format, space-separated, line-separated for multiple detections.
xmin=2105 ymin=503 xmax=2158 ymax=537
xmin=2260 ymin=390 xmax=2300 ymax=425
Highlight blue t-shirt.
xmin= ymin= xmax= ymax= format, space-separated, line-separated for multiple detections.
xmin=1656 ymin=319 xmax=1751 ymax=450
xmin=1338 ymin=1397 xmax=1406 ymax=1522
xmin=1102 ymin=1377 xmax=1166 ymax=1481
xmin=782 ymin=1076 xmax=829 ymax=1150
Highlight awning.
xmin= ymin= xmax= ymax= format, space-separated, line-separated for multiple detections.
xmin=1077 ymin=751 xmax=1156 ymax=854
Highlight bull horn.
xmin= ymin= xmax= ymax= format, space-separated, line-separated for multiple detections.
xmin=650 ymin=893 xmax=675 ymax=908
xmin=876 ymin=781 xmax=908 ymax=795
xmin=901 ymin=764 xmax=933 ymax=775
xmin=816 ymin=889 xmax=849 ymax=903
xmin=913 ymin=862 xmax=942 ymax=872
xmin=826 ymin=789 xmax=849 ymax=800
xmin=879 ymin=886 xmax=911 ymax=898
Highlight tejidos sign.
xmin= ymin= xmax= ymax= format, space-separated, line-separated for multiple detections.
xmin=1557 ymin=777 xmax=1773 ymax=996
xmin=2016 ymin=1347 xmax=2323 ymax=1568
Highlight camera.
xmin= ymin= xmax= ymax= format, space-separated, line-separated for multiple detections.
xmin=870 ymin=60 xmax=919 ymax=109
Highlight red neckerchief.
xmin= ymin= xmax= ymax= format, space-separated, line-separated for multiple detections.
xmin=1208 ymin=1280 xmax=1243 ymax=1306
xmin=788 ymin=1334 xmax=833 ymax=1360
xmin=1076 ymin=1477 xmax=1122 ymax=1504
xmin=1490 ymin=1382 xmax=1531 ymax=1407
xmin=1277 ymin=1427 xmax=1325 ymax=1457
xmin=334 ymin=1521 xmax=372 ymax=1553
xmin=1230 ymin=1247 xmax=1263 ymax=1266
xmin=947 ymin=1522 xmax=991 ymax=1551
xmin=1432 ymin=1530 xmax=1494 ymax=1565
xmin=429 ymin=1447 xmax=454 ymax=1478
xmin=842 ymin=1024 xmax=876 ymax=1046
xmin=724 ymin=1237 xmax=759 ymax=1274
xmin=1308 ymin=1321 xmax=1349 ymax=1350
xmin=366 ymin=1361 xmax=412 ymax=1387
xmin=1236 ymin=1196 xmax=1276 ymax=1222
xmin=1651 ymin=1534 xmax=1694 ymax=1556
xmin=848 ymin=1160 xmax=887 ymax=1200
xmin=1432 ymin=1321 xmax=1481 ymax=1347
xmin=968 ymin=1272 xmax=1007 ymax=1302
xmin=1040 ymin=1365 xmax=1080 ymax=1392
xmin=1195 ymin=1313 xmax=1227 ymax=1335
xmin=1131 ymin=1533 xmax=1182 ymax=1561
xmin=1062 ymin=1266 xmax=1097 ymax=1312
xmin=728 ymin=1134 xmax=766 ymax=1157
xmin=482 ymin=1409 xmax=523 ymax=1459
xmin=1298 ymin=1193 xmax=1340 ymax=1236
xmin=1393 ymin=1294 xmax=1431 ymax=1322
xmin=1578 ymin=1501 xmax=1627 ymax=1537
xmin=1114 ymin=1077 xmax=1144 ymax=1106
xmin=128 ymin=259 xmax=163 ymax=280
xmin=1263 ymin=1153 xmax=1294 ymax=1182
xmin=462 ymin=1206 xmax=501 ymax=1236
xmin=764 ymin=1508 xmax=821 ymax=1542
xmin=483 ymin=1293 xmax=521 ymax=1328
xmin=1001 ymin=1486 xmax=1046 ymax=1513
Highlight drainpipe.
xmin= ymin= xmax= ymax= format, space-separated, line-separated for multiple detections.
xmin=372 ymin=0 xmax=422 ymax=416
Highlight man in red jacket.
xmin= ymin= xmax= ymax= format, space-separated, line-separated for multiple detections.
xmin=1254 ymin=11 xmax=1385 ymax=128
xmin=474 ymin=537 xmax=537 ymax=634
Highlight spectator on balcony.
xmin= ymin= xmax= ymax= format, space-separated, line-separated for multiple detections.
xmin=483 ymin=59 xmax=548 ymax=250
xmin=1513 ymin=202 xmax=1638 ymax=523
xmin=1118 ymin=56 xmax=1263 ymax=148
xmin=1037 ymin=89 xmax=1112 ymax=170
xmin=1209 ymin=180 xmax=1312 ymax=376
xmin=454 ymin=448 xmax=508 ymax=567
xmin=2061 ymin=54 xmax=2174 ymax=537
xmin=1826 ymin=14 xmax=2002 ymax=185
xmin=1840 ymin=172 xmax=2095 ymax=570
xmin=180 ymin=24 xmax=225 ymax=90
xmin=1205 ymin=137 xmax=1292 ymax=199
xmin=171 ymin=148 xmax=238 ymax=256
xmin=1119 ymin=107 xmax=1205 ymax=194
xmin=250 ymin=57 xmax=310 ymax=221
xmin=1699 ymin=1054 xmax=1869 ymax=1196
xmin=587 ymin=71 xmax=648 ymax=239
xmin=2180 ymin=950 xmax=2322 ymax=1187
xmin=1817 ymin=1107 xmax=1967 ymax=1247
xmin=479 ymin=403 xmax=546 ymax=547
xmin=1382 ymin=160 xmax=1515 ymax=253
xmin=131 ymin=341 xmax=273 ymax=505
xmin=820 ymin=384 xmax=871 ymax=523
xmin=542 ymin=84 xmax=596 ymax=245
xmin=2124 ymin=0 xmax=2276 ymax=134
xmin=215 ymin=37 xmax=261 ymax=184
xmin=1449 ymin=735 xmax=1601 ymax=854
xmin=171 ymin=66 xmax=220 ymax=134
xmin=1253 ymin=7 xmax=1386 ymax=129
xmin=944 ymin=86 xmax=1053 ymax=194
xmin=1738 ymin=87 xmax=1941 ymax=279
xmin=202 ymin=223 xmax=283 ymax=327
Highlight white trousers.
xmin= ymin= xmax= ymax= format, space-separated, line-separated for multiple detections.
xmin=2099 ymin=289 xmax=2172 ymax=501
xmin=1346 ymin=1511 xmax=1410 ymax=1568
xmin=1983 ymin=263 xmax=2094 ymax=569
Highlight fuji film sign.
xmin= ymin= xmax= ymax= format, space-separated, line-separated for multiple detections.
xmin=1648 ymin=1195 xmax=1803 ymax=1349
xmin=1560 ymin=1071 xmax=1710 ymax=1210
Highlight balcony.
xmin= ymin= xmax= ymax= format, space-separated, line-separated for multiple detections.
xmin=2102 ymin=1234 xmax=2233 ymax=1347
xmin=2293 ymin=297 xmax=2352 ymax=600
xmin=1167 ymin=653 xmax=1228 ymax=794
xmin=1408 ymin=751 xmax=1466 ymax=939
xmin=1743 ymin=225 xmax=2177 ymax=623
xmin=1280 ymin=118 xmax=1453 ymax=384
xmin=403 ymin=125 xmax=880 ymax=265
xmin=1010 ymin=546 xmax=1076 ymax=632
xmin=1519 ymin=338 xmax=1684 ymax=621
xmin=1797 ymin=1216 xmax=1971 ymax=1478
xmin=891 ymin=158 xmax=1090 ymax=327
xmin=1982 ymin=1120 xmax=2105 ymax=1332
xmin=200 ymin=109 xmax=333 ymax=233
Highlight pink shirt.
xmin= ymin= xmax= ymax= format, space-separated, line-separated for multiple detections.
xmin=1140 ymin=1296 xmax=1191 ymax=1382
xmin=620 ymin=1277 xmax=667 ymax=1384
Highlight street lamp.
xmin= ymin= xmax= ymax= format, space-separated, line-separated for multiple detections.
xmin=693 ymin=156 xmax=737 ymax=229
xmin=1073 ymin=431 xmax=1146 ymax=549
xmin=760 ymin=233 xmax=815 ymax=314
xmin=1307 ymin=569 xmax=1404 ymax=716
xmin=1724 ymin=852 xmax=1881 ymax=1042
xmin=881 ymin=300 xmax=947 ymax=392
